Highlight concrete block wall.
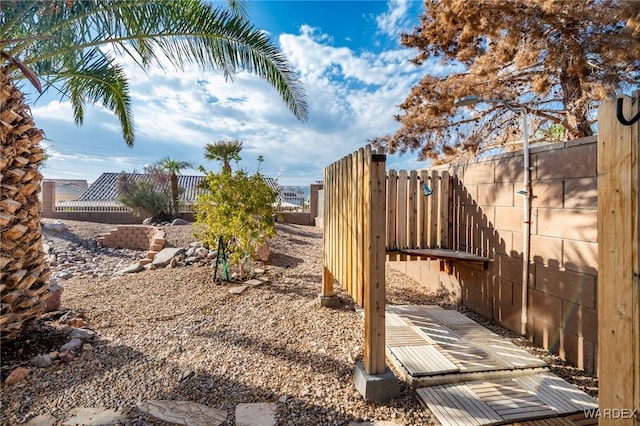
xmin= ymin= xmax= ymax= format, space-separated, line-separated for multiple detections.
xmin=97 ymin=225 xmax=166 ymax=266
xmin=390 ymin=136 xmax=599 ymax=373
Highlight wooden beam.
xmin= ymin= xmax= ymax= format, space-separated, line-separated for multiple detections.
xmin=597 ymin=94 xmax=640 ymax=426
xmin=364 ymin=146 xmax=387 ymax=375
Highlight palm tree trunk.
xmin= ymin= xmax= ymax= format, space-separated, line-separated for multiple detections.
xmin=170 ymin=173 xmax=179 ymax=217
xmin=1 ymin=65 xmax=51 ymax=341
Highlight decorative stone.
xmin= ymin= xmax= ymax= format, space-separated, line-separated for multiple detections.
xmin=136 ymin=400 xmax=226 ymax=425
xmin=152 ymin=248 xmax=185 ymax=268
xmin=45 ymin=221 xmax=69 ymax=233
xmin=171 ymin=218 xmax=190 ymax=226
xmin=45 ymin=281 xmax=63 ymax=312
xmin=59 ymin=350 xmax=76 ymax=363
xmin=60 ymin=338 xmax=82 ymax=353
xmin=4 ymin=367 xmax=31 ymax=385
xmin=235 ymin=403 xmax=277 ymax=426
xmin=25 ymin=414 xmax=58 ymax=426
xmin=69 ymin=328 xmax=96 ymax=340
xmin=117 ymin=262 xmax=144 ymax=274
xmin=62 ymin=407 xmax=127 ymax=425
xmin=229 ymin=285 xmax=249 ymax=295
xmin=30 ymin=354 xmax=52 ymax=368
xmin=56 ymin=271 xmax=74 ymax=280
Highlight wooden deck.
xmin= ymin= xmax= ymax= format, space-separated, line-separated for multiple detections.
xmin=358 ymin=306 xmax=599 ymax=426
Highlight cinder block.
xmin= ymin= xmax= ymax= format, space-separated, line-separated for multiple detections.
xmin=353 ymin=362 xmax=400 ymax=404
xmin=561 ymin=300 xmax=598 ymax=343
xmin=529 ymin=290 xmax=562 ymax=328
xmin=150 ymin=243 xmax=163 ymax=252
xmin=535 ymin=143 xmax=597 ymax=180
xmin=537 ymin=208 xmax=597 ymax=242
xmin=521 ymin=181 xmax=563 ymax=208
xmin=494 ymin=206 xmax=525 ymax=233
xmin=477 ymin=183 xmax=514 ymax=207
xmin=495 ymin=254 xmax=523 ymax=285
xmin=493 ymin=303 xmax=521 ymax=332
xmin=531 ymin=316 xmax=561 ymax=354
xmin=529 ymin=235 xmax=563 ymax=266
xmin=146 ymin=250 xmax=159 ymax=259
xmin=536 ymin=266 xmax=596 ymax=309
xmin=563 ymin=240 xmax=597 ymax=275
xmin=460 ymin=162 xmax=494 ymax=185
xmin=564 ymin=177 xmax=597 ymax=209
xmin=494 ymin=156 xmax=524 ymax=183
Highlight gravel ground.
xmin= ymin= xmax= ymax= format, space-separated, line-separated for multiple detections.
xmin=0 ymin=219 xmax=598 ymax=425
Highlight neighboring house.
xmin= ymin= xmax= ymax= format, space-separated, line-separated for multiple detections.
xmin=77 ymin=172 xmax=284 ymax=205
xmin=41 ymin=179 xmax=88 ymax=202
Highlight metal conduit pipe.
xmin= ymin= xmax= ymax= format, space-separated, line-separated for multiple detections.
xmin=453 ymin=96 xmax=532 ymax=337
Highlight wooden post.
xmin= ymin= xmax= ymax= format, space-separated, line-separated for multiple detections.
xmin=439 ymin=171 xmax=450 ymax=249
xmin=322 ymin=166 xmax=334 ymax=297
xmin=364 ymin=145 xmax=387 ymax=375
xmin=597 ymin=94 xmax=640 ymax=426
xmin=429 ymin=171 xmax=440 ymax=248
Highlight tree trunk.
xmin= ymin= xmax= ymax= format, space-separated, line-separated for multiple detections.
xmin=170 ymin=173 xmax=179 ymax=216
xmin=1 ymin=65 xmax=51 ymax=341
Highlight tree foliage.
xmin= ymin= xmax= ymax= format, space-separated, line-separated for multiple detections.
xmin=204 ymin=139 xmax=243 ymax=174
xmin=374 ymin=0 xmax=640 ymax=163
xmin=194 ymin=167 xmax=277 ymax=276
xmin=1 ymin=0 xmax=308 ymax=146
xmin=151 ymin=157 xmax=193 ymax=217
xmin=116 ymin=174 xmax=172 ymax=222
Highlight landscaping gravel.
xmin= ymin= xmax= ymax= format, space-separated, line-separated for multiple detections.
xmin=0 ymin=219 xmax=597 ymax=425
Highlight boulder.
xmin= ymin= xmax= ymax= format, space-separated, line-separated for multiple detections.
xmin=171 ymin=218 xmax=190 ymax=226
xmin=255 ymin=241 xmax=270 ymax=262
xmin=152 ymin=248 xmax=185 ymax=268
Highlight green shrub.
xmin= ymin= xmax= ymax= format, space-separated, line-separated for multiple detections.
xmin=117 ymin=176 xmax=172 ymax=222
xmin=194 ymin=169 xmax=277 ymax=277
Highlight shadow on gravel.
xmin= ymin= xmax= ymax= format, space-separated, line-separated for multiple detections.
xmin=275 ymin=224 xmax=321 ymax=239
xmin=268 ymin=252 xmax=304 ymax=269
xmin=197 ymin=328 xmax=352 ymax=377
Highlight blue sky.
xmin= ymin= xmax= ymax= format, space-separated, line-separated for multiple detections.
xmin=30 ymin=0 xmax=440 ymax=186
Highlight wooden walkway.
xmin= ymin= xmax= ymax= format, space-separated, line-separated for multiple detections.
xmin=357 ymin=305 xmax=599 ymax=426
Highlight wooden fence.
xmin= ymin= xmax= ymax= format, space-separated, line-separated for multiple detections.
xmin=322 ymin=145 xmax=387 ymax=375
xmin=321 ymin=145 xmax=456 ymax=376
xmin=386 ymin=169 xmax=450 ymax=250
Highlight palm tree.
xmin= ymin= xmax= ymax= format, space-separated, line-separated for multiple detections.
xmin=1 ymin=0 xmax=308 ymax=340
xmin=204 ymin=139 xmax=243 ymax=174
xmin=155 ymin=157 xmax=193 ymax=216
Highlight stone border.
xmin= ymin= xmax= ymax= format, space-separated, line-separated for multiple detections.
xmin=96 ymin=225 xmax=166 ymax=266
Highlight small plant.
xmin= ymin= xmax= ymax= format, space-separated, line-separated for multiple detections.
xmin=194 ymin=164 xmax=277 ymax=279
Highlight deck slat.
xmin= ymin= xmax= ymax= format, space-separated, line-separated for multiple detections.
xmin=391 ymin=345 xmax=459 ymax=376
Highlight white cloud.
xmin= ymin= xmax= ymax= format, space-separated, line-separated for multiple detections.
xmin=31 ymin=5 xmax=444 ymax=186
xmin=376 ymin=0 xmax=414 ymax=38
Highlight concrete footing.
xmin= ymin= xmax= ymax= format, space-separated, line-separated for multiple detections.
xmin=353 ymin=362 xmax=400 ymax=404
xmin=318 ymin=294 xmax=341 ymax=308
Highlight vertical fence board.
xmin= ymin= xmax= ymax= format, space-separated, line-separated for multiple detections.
xmin=408 ymin=171 xmax=418 ymax=248
xmin=356 ymin=148 xmax=365 ymax=306
xmin=429 ymin=171 xmax=440 ymax=248
xmin=419 ymin=170 xmax=429 ymax=248
xmin=322 ymin=166 xmax=333 ymax=297
xmin=397 ymin=170 xmax=408 ymax=249
xmin=386 ymin=170 xmax=398 ymax=250
xmin=439 ymin=171 xmax=450 ymax=248
xmin=597 ymin=95 xmax=640 ymax=426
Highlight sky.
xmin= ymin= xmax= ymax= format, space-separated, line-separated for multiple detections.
xmin=29 ymin=0 xmax=447 ymax=186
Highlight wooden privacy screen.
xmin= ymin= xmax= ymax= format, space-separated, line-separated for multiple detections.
xmin=597 ymin=94 xmax=640 ymax=426
xmin=322 ymin=145 xmax=387 ymax=375
xmin=386 ymin=169 xmax=450 ymax=250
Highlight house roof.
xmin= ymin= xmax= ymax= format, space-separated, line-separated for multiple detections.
xmin=43 ymin=179 xmax=89 ymax=197
xmin=77 ymin=172 xmax=283 ymax=203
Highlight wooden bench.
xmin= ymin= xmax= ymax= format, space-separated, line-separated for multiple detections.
xmin=388 ymin=248 xmax=491 ymax=271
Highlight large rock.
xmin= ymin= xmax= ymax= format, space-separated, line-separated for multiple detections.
xmin=62 ymin=407 xmax=127 ymax=425
xmin=171 ymin=218 xmax=190 ymax=226
xmin=136 ymin=400 xmax=226 ymax=425
xmin=44 ymin=221 xmax=69 ymax=233
xmin=152 ymin=248 xmax=185 ymax=268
